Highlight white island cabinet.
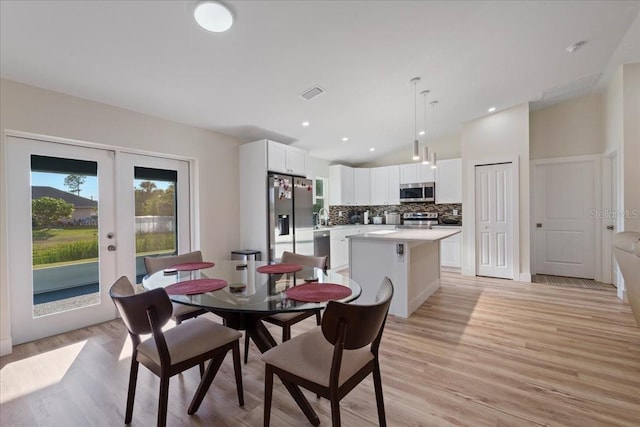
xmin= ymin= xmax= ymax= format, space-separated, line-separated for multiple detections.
xmin=348 ymin=228 xmax=460 ymax=318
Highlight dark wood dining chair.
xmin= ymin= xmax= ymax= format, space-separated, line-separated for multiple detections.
xmin=261 ymin=277 xmax=394 ymax=427
xmin=109 ymin=276 xmax=244 ymax=427
xmin=144 ymin=251 xmax=208 ymax=324
xmin=244 ymin=251 xmax=327 ymax=363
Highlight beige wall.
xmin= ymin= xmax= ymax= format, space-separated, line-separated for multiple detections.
xmin=358 ymin=133 xmax=462 ymax=167
xmin=461 ymin=103 xmax=531 ymax=281
xmin=622 ymin=63 xmax=640 ymax=232
xmin=530 ymin=93 xmax=604 ymax=159
xmin=605 ymin=68 xmax=624 ymax=155
xmin=0 ymin=79 xmax=242 ymax=354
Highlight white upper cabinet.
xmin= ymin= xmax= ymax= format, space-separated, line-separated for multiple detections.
xmin=435 ymin=158 xmax=462 ymax=204
xmin=400 ymin=163 xmax=435 ymax=184
xmin=370 ymin=165 xmax=400 ymax=205
xmin=267 ymin=140 xmax=308 ymax=176
xmin=353 ymin=168 xmax=371 ymax=206
xmin=329 ymin=164 xmax=355 ymax=205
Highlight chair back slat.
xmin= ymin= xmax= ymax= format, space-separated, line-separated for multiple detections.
xmin=144 ymin=250 xmax=203 ymax=275
xmin=109 ymin=276 xmax=173 ymax=335
xmin=321 ymin=277 xmax=393 ymax=350
xmin=281 ymin=251 xmax=327 ymax=270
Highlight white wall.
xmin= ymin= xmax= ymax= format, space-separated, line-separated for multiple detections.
xmin=530 ymin=93 xmax=604 ymax=160
xmin=461 ymin=103 xmax=531 ymax=281
xmin=0 ymin=79 xmax=242 ymax=354
xmin=358 ymin=133 xmax=462 ymax=167
xmin=622 ymin=63 xmax=640 ymax=232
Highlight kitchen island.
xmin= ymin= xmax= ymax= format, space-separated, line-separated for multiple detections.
xmin=348 ymin=228 xmax=461 ymax=318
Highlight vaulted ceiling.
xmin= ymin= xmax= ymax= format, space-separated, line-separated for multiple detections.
xmin=1 ymin=1 xmax=639 ymax=163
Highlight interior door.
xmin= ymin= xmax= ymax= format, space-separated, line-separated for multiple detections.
xmin=6 ymin=136 xmax=117 ymax=344
xmin=534 ymin=160 xmax=595 ymax=279
xmin=475 ymin=163 xmax=513 ymax=279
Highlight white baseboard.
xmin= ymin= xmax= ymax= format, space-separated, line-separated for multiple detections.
xmin=519 ymin=273 xmax=532 ymax=283
xmin=441 ymin=266 xmax=462 ymax=273
xmin=0 ymin=337 xmax=12 ymax=356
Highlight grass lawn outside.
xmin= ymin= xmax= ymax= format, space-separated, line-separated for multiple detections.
xmin=32 ymin=227 xmax=175 ymax=267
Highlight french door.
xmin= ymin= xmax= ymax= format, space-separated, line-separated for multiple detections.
xmin=6 ymin=136 xmax=191 ymax=345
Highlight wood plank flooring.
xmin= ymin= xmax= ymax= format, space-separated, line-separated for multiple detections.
xmin=1 ymin=272 xmax=639 ymax=426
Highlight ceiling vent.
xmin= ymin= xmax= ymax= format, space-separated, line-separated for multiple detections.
xmin=300 ymin=86 xmax=325 ymax=100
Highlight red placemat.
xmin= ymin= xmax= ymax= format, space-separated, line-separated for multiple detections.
xmin=285 ymin=283 xmax=352 ymax=302
xmin=164 ymin=261 xmax=215 ymax=273
xmin=164 ymin=278 xmax=227 ymax=295
xmin=256 ymin=263 xmax=303 ymax=274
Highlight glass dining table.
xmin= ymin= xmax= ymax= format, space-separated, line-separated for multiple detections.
xmin=142 ymin=259 xmax=361 ymax=426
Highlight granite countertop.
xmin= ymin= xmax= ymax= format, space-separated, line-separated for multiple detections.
xmin=347 ymin=228 xmax=460 ymax=242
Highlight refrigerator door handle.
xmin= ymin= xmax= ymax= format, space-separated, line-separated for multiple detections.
xmin=278 ymin=214 xmax=290 ymax=236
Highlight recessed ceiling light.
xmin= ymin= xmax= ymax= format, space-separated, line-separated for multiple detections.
xmin=302 ymin=121 xmax=310 ymax=127
xmin=194 ymin=1 xmax=233 ymax=32
xmin=342 ymin=137 xmax=349 ymax=142
xmin=419 ymin=130 xmax=425 ymax=136
xmin=566 ymin=40 xmax=586 ymax=53
xmin=488 ymin=107 xmax=496 ymax=113
xmin=369 ymin=147 xmax=375 ymax=152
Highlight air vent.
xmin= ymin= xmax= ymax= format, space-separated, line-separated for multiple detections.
xmin=300 ymin=86 xmax=325 ymax=100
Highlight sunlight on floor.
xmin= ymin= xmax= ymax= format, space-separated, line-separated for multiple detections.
xmin=0 ymin=340 xmax=86 ymax=402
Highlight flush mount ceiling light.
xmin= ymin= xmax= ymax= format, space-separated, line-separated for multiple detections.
xmin=369 ymin=147 xmax=375 ymax=152
xmin=488 ymin=107 xmax=496 ymax=113
xmin=194 ymin=1 xmax=233 ymax=32
xmin=410 ymin=77 xmax=421 ymax=160
xmin=342 ymin=137 xmax=349 ymax=142
xmin=302 ymin=121 xmax=310 ymax=127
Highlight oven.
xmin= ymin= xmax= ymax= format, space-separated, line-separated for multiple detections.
xmin=399 ymin=182 xmax=435 ymax=203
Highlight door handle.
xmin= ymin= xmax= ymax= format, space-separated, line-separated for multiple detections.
xmin=606 ymin=225 xmax=615 ymax=230
xmin=536 ymin=223 xmax=542 ymax=228
xmin=107 ymin=245 xmax=117 ymax=251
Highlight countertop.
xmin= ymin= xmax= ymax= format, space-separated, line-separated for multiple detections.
xmin=347 ymin=228 xmax=460 ymax=242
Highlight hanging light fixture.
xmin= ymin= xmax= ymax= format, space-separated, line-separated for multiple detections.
xmin=430 ymin=100 xmax=439 ymax=169
xmin=410 ymin=77 xmax=421 ymax=160
xmin=421 ymin=90 xmax=430 ymax=165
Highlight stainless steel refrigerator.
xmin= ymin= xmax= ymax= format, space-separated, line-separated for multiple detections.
xmin=268 ymin=174 xmax=314 ymax=262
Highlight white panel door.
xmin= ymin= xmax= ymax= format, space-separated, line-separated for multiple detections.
xmin=534 ymin=160 xmax=595 ymax=279
xmin=475 ymin=163 xmax=513 ymax=279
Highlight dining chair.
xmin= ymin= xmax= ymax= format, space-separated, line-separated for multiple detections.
xmin=261 ymin=277 xmax=394 ymax=427
xmin=244 ymin=251 xmax=327 ymax=363
xmin=144 ymin=251 xmax=208 ymax=324
xmin=109 ymin=276 xmax=244 ymax=427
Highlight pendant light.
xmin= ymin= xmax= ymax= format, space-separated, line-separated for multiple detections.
xmin=410 ymin=77 xmax=420 ymax=160
xmin=430 ymin=100 xmax=439 ymax=169
xmin=421 ymin=90 xmax=430 ymax=165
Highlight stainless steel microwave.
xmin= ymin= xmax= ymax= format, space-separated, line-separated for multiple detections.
xmin=399 ymin=182 xmax=435 ymax=203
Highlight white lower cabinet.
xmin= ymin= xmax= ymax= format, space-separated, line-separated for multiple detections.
xmin=439 ymin=231 xmax=461 ymax=268
xmin=330 ymin=226 xmax=395 ymax=270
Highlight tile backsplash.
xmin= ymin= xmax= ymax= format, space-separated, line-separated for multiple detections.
xmin=328 ymin=203 xmax=462 ymax=225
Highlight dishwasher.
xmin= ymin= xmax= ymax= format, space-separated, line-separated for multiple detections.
xmin=313 ymin=230 xmax=331 ymax=268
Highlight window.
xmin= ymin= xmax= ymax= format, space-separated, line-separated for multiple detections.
xmin=313 ymin=176 xmax=327 ymax=213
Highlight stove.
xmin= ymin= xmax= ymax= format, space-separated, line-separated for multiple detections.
xmin=402 ymin=212 xmax=439 ymax=228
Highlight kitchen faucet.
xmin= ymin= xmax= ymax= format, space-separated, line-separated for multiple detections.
xmin=318 ymin=207 xmax=330 ymax=226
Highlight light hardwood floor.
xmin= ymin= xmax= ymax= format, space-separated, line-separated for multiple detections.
xmin=1 ymin=272 xmax=639 ymax=426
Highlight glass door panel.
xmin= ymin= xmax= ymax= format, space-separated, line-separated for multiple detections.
xmin=134 ymin=167 xmax=178 ymax=282
xmin=31 ymin=155 xmax=100 ymax=316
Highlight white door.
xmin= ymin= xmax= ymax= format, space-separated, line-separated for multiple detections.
xmin=534 ymin=160 xmax=595 ymax=279
xmin=6 ymin=136 xmax=118 ymax=344
xmin=475 ymin=163 xmax=513 ymax=279
xmin=6 ymin=137 xmax=193 ymax=345
xmin=117 ymin=152 xmax=192 ymax=284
